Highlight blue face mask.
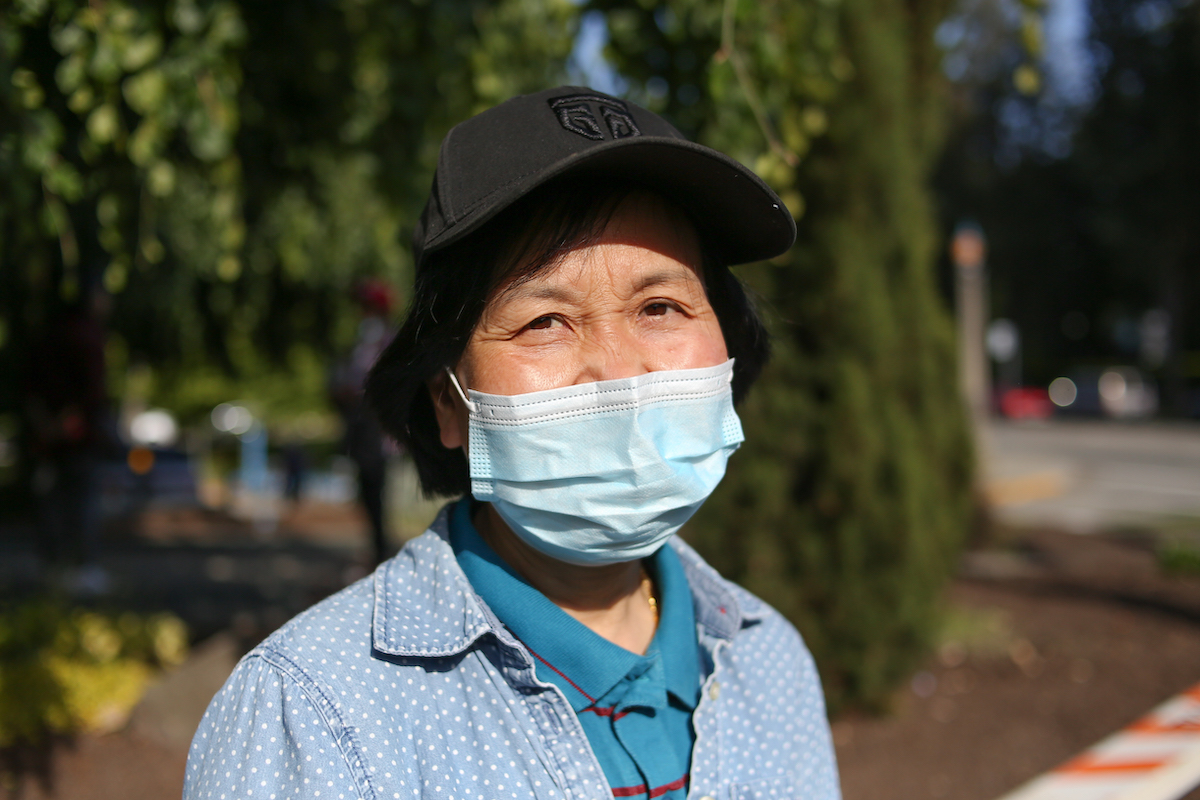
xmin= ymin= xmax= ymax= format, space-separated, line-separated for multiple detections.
xmin=447 ymin=359 xmax=744 ymax=566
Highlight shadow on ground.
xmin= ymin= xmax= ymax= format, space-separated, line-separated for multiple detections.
xmin=0 ymin=502 xmax=376 ymax=800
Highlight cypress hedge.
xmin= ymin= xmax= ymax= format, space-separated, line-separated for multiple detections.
xmin=674 ymin=0 xmax=975 ymax=713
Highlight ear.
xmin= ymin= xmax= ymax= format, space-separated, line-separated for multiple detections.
xmin=428 ymin=372 xmax=467 ymax=450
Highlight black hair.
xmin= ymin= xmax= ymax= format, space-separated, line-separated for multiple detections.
xmin=365 ymin=177 xmax=771 ymax=498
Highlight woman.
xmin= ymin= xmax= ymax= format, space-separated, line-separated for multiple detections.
xmin=186 ymin=87 xmax=840 ymax=800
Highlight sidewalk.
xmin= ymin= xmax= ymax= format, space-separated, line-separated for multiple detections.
xmin=0 ymin=500 xmax=379 ymax=800
xmin=984 ymin=419 xmax=1200 ymax=534
xmin=1 ymin=502 xmax=374 ymax=647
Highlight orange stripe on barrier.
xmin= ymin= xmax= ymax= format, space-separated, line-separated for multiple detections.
xmin=1055 ymin=756 xmax=1169 ymax=776
xmin=1128 ymin=719 xmax=1200 ymax=735
xmin=996 ymin=683 xmax=1200 ymax=800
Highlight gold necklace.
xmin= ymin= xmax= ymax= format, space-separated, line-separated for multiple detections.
xmin=640 ymin=568 xmax=659 ymax=621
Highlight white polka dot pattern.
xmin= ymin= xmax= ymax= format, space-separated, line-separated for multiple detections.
xmin=184 ymin=506 xmax=841 ymax=800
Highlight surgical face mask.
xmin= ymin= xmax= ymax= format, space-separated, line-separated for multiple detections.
xmin=447 ymin=359 xmax=744 ymax=566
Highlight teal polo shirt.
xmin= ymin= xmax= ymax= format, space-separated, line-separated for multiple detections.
xmin=448 ymin=498 xmax=702 ymax=799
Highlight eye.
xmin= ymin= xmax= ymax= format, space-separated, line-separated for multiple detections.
xmin=526 ymin=315 xmax=558 ymax=330
xmin=643 ymin=302 xmax=675 ymax=317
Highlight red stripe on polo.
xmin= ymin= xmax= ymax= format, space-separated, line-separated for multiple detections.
xmin=520 ymin=639 xmax=597 ymax=704
xmin=611 ymin=773 xmax=689 ymax=798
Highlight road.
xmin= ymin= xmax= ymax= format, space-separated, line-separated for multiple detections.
xmin=983 ymin=419 xmax=1200 ymax=533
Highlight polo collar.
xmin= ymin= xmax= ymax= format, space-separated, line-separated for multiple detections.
xmin=449 ymin=499 xmax=702 ymax=713
xmin=651 ymin=530 xmax=703 ymax=709
xmin=371 ymin=502 xmax=764 ymax=665
xmin=449 ymin=499 xmax=641 ymax=711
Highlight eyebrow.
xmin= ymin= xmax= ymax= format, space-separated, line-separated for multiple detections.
xmin=497 ymin=266 xmax=698 ymax=305
xmin=498 ymin=282 xmax=578 ymax=304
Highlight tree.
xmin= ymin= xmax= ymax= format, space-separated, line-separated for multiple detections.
xmin=597 ymin=0 xmax=974 ymax=711
xmin=936 ymin=0 xmax=1200 ymax=408
xmin=1066 ymin=0 xmax=1199 ymax=412
xmin=3 ymin=0 xmax=976 ymax=712
xmin=0 ymin=0 xmax=577 ymax=496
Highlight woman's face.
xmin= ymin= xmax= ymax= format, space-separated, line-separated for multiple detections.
xmin=432 ymin=193 xmax=729 ymax=449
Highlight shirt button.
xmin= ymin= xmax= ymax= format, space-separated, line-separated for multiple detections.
xmin=709 ymin=682 xmax=720 ymax=700
xmin=700 ymin=795 xmax=717 ymax=800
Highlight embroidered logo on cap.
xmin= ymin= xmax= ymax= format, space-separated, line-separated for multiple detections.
xmin=549 ymin=94 xmax=641 ymax=141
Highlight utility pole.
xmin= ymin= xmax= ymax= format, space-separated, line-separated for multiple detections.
xmin=952 ymin=222 xmax=990 ymax=466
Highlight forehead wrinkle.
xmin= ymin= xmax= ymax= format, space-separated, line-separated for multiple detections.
xmin=492 ymin=246 xmax=601 ymax=307
xmin=628 ymin=265 xmax=702 ymax=293
xmin=605 ymin=245 xmax=706 ymax=299
xmin=490 ymin=274 xmax=582 ymax=313
xmin=490 ymin=207 xmax=705 ymax=312
xmin=493 ymin=258 xmax=704 ymax=311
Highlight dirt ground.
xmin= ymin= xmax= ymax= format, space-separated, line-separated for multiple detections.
xmin=836 ymin=553 xmax=1200 ymax=799
xmin=5 ymin=526 xmax=1200 ymax=800
xmin=835 ymin=528 xmax=1200 ymax=800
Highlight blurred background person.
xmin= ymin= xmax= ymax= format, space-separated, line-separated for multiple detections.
xmin=282 ymin=439 xmax=308 ymax=508
xmin=24 ymin=279 xmax=115 ymax=594
xmin=329 ymin=278 xmax=398 ymax=565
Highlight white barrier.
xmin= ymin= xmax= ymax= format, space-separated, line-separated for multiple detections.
xmin=997 ymin=683 xmax=1200 ymax=800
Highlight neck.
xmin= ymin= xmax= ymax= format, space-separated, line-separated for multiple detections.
xmin=474 ymin=503 xmax=658 ymax=654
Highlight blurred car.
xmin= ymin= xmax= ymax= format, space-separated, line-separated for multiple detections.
xmin=998 ymin=387 xmax=1054 ymax=420
xmin=99 ymin=446 xmax=199 ymax=518
xmin=1049 ymin=367 xmax=1158 ymax=418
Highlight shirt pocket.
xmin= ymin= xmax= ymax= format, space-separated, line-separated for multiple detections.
xmin=731 ymin=775 xmax=803 ymax=799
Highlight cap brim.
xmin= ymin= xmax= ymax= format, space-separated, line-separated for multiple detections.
xmin=424 ymin=136 xmax=796 ymax=266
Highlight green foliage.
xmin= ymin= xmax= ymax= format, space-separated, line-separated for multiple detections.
xmin=937 ymin=0 xmax=1047 ymax=97
xmin=0 ymin=600 xmax=188 ymax=745
xmin=599 ymin=0 xmax=974 ymax=711
xmin=1158 ymin=540 xmax=1200 ymax=577
xmin=4 ymin=0 xmax=976 ymax=714
xmin=1 ymin=0 xmax=578 ymax=429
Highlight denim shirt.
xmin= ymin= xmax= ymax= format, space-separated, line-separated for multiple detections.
xmin=185 ymin=507 xmax=841 ymax=800
xmin=449 ymin=497 xmax=700 ymax=799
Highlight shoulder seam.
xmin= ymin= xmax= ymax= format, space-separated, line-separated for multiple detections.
xmin=255 ymin=647 xmax=379 ymax=800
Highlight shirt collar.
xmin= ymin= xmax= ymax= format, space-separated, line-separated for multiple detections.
xmin=371 ymin=501 xmax=763 ymax=668
xmin=449 ymin=498 xmax=702 ymax=712
xmin=371 ymin=505 xmax=505 ymax=659
xmin=449 ymin=498 xmax=637 ymax=711
xmin=667 ymin=534 xmax=767 ymax=639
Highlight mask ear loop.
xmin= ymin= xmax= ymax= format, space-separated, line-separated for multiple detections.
xmin=445 ymin=368 xmax=477 ymax=413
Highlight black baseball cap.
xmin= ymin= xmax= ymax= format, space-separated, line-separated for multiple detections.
xmin=413 ymin=86 xmax=796 ymax=268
